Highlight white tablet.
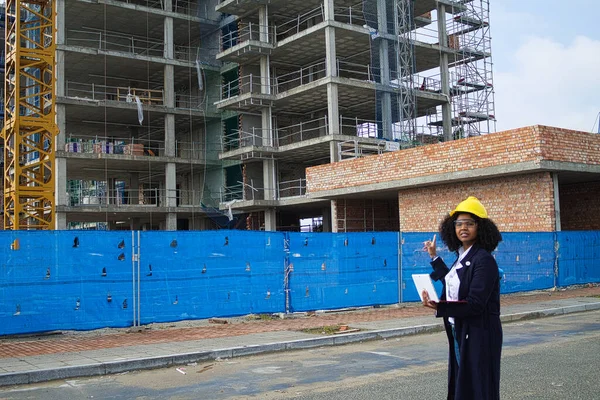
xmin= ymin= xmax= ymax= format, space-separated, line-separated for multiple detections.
xmin=412 ymin=273 xmax=440 ymax=302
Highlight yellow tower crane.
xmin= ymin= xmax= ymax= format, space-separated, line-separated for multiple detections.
xmin=3 ymin=0 xmax=58 ymax=229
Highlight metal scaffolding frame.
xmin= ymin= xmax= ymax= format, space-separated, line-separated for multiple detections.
xmin=448 ymin=0 xmax=495 ymax=137
xmin=394 ymin=0 xmax=417 ymax=141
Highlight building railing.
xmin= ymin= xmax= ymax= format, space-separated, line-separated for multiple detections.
xmin=341 ymin=116 xmax=381 ymax=138
xmin=65 ymin=29 xmax=199 ymax=61
xmin=333 ymin=4 xmax=368 ymax=27
xmin=277 ymin=116 xmax=328 ymax=146
xmin=220 ymin=178 xmax=307 ymax=203
xmin=68 ymin=187 xmax=205 ymax=207
xmin=175 ymin=92 xmax=219 ymax=111
xmin=275 ymin=61 xmax=327 ymax=93
xmin=221 ymin=22 xmax=275 ymax=50
xmin=65 ymin=81 xmax=164 ymax=105
xmin=62 ymin=136 xmax=220 ymax=160
xmin=220 ymin=60 xmax=444 ymax=103
xmin=275 ymin=3 xmax=367 ymax=42
xmin=111 ymin=0 xmax=204 ymax=18
xmin=65 ymin=81 xmax=217 ymax=112
xmin=220 ymin=74 xmax=273 ymax=100
xmin=66 ymin=29 xmax=165 ymax=57
xmin=276 ymin=5 xmax=324 ymax=41
xmin=223 ymin=115 xmax=422 ymax=152
xmin=278 ymin=178 xmax=306 ymax=198
xmin=221 ymin=182 xmax=244 ymax=203
xmin=223 ymin=128 xmax=275 ymax=150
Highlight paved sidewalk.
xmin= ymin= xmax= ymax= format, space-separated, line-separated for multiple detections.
xmin=1 ymin=286 xmax=599 ymax=387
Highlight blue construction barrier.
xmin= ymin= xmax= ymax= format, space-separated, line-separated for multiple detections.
xmin=138 ymin=231 xmax=285 ymax=324
xmin=0 ymin=231 xmax=134 ymax=335
xmin=557 ymin=231 xmax=600 ymax=286
xmin=496 ymin=233 xmax=556 ymax=293
xmin=286 ymin=232 xmax=399 ymax=312
xmin=0 ymin=229 xmax=599 ymax=335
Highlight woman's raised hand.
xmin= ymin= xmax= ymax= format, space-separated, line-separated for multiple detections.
xmin=423 ymin=234 xmax=437 ymax=258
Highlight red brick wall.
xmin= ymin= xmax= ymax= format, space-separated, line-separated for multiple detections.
xmin=537 ymin=126 xmax=600 ymax=163
xmin=306 ymin=125 xmax=600 ymax=193
xmin=397 ymin=172 xmax=556 ymax=232
xmin=335 ymin=199 xmax=399 ymax=232
xmin=559 ymin=181 xmax=600 ymax=230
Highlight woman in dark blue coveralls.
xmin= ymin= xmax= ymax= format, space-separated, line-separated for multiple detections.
xmin=422 ymin=196 xmax=503 ymax=400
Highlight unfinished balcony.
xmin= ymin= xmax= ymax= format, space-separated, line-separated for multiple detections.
xmin=218 ymin=22 xmax=275 ymax=64
xmin=217 ymin=74 xmax=276 ymax=111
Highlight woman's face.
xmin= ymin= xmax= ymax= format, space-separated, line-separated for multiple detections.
xmin=454 ymin=213 xmax=478 ymax=248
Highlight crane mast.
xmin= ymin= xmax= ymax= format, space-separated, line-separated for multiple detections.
xmin=3 ymin=0 xmax=57 ymax=230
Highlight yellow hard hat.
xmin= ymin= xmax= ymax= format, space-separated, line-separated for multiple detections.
xmin=450 ymin=196 xmax=488 ymax=219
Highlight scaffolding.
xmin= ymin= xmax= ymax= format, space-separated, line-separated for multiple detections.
xmin=394 ymin=0 xmax=417 ymax=141
xmin=446 ymin=0 xmax=495 ymax=137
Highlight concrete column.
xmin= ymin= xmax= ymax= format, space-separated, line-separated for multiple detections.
xmin=56 ymin=0 xmax=66 ymax=44
xmin=259 ymin=3 xmax=276 ymax=232
xmin=322 ymin=206 xmax=331 ymax=232
xmin=165 ymin=114 xmax=175 ymax=157
xmin=163 ymin=17 xmax=175 ymax=158
xmin=55 ymin=103 xmax=67 ymax=230
xmin=377 ymin=0 xmax=392 ymax=139
xmin=129 ymin=217 xmax=141 ymax=231
xmin=437 ymin=3 xmax=453 ymax=141
xmin=378 ymin=43 xmax=392 ymax=139
xmin=55 ymin=212 xmax=67 ymax=230
xmin=129 ymin=173 xmax=140 ymax=204
xmin=264 ymin=208 xmax=276 ymax=231
xmin=330 ymin=200 xmax=338 ymax=233
xmin=324 ymin=0 xmax=336 ymax=77
xmin=165 ymin=163 xmax=177 ymax=207
xmin=324 ymin=0 xmax=334 ymax=21
xmin=55 ymin=105 xmax=67 ymax=204
xmin=165 ymin=214 xmax=177 ymax=231
xmin=55 ymin=0 xmax=66 ymax=97
xmin=55 ymin=0 xmax=67 ymax=230
xmin=259 ymin=5 xmax=272 ymax=146
xmin=163 ymin=12 xmax=176 ymax=232
xmin=108 ymin=178 xmax=116 ymax=205
xmin=164 ymin=64 xmax=175 ymax=157
xmin=325 ymin=0 xmax=339 ymax=158
xmin=258 ymin=5 xmax=269 ymax=43
xmin=328 ymin=84 xmax=340 ymax=161
xmin=164 ymin=64 xmax=175 ymax=108
xmin=553 ymin=172 xmax=561 ymax=231
xmin=324 ymin=19 xmax=337 ymax=76
xmin=260 ymin=53 xmax=273 ymax=147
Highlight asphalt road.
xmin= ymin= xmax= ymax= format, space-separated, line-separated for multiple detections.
xmin=1 ymin=310 xmax=599 ymax=400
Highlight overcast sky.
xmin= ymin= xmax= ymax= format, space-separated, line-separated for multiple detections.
xmin=1 ymin=1 xmax=596 ymax=132
xmin=491 ymin=0 xmax=600 ymax=133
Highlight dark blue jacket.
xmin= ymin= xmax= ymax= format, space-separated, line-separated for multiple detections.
xmin=430 ymin=244 xmax=502 ymax=400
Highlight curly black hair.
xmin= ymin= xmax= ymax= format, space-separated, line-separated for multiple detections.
xmin=439 ymin=212 xmax=502 ymax=253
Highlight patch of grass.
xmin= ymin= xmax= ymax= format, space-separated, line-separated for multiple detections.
xmin=246 ymin=313 xmax=275 ymax=321
xmin=301 ymin=325 xmax=343 ymax=335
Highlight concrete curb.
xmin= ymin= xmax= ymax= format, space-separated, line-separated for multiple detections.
xmin=1 ymin=302 xmax=599 ymax=387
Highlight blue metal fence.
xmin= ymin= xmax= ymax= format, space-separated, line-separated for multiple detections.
xmin=0 ymin=230 xmax=598 ymax=335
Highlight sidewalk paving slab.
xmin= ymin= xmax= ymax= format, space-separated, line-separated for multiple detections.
xmin=0 ymin=286 xmax=599 ymax=387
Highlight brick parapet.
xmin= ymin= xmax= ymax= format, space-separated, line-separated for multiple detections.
xmin=306 ymin=125 xmax=600 ymax=194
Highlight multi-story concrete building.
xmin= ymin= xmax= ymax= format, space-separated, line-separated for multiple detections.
xmin=49 ymin=0 xmax=494 ymax=231
xmin=55 ymin=0 xmax=224 ymax=230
